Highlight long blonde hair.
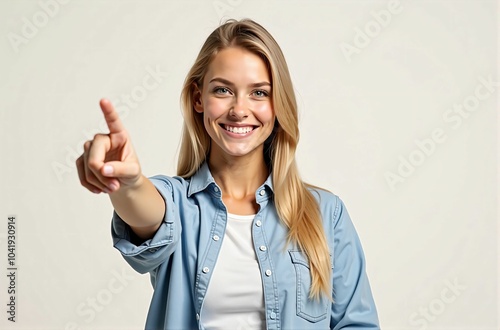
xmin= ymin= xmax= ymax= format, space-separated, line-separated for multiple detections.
xmin=178 ymin=19 xmax=331 ymax=300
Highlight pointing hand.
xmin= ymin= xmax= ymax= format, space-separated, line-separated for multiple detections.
xmin=76 ymin=99 xmax=142 ymax=194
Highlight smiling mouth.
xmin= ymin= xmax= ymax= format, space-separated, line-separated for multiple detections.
xmin=221 ymin=124 xmax=257 ymax=134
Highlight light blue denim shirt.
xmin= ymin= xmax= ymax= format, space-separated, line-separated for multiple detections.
xmin=111 ymin=162 xmax=379 ymax=329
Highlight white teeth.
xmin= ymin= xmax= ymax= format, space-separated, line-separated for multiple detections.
xmin=224 ymin=125 xmax=253 ymax=134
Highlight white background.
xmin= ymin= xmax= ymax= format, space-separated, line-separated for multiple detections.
xmin=0 ymin=0 xmax=498 ymax=329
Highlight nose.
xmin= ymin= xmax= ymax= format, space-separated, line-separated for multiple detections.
xmin=229 ymin=95 xmax=249 ymax=119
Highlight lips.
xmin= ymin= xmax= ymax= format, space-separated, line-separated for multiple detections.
xmin=221 ymin=124 xmax=257 ymax=134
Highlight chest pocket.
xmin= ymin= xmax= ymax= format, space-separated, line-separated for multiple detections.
xmin=288 ymin=250 xmax=333 ymax=322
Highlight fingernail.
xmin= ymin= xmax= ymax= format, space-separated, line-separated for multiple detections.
xmin=103 ymin=188 xmax=111 ymax=194
xmin=108 ymin=183 xmax=118 ymax=191
xmin=103 ymin=165 xmax=113 ymax=175
xmin=92 ymin=189 xmax=101 ymax=194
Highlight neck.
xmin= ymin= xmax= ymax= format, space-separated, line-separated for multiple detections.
xmin=208 ymin=151 xmax=269 ymax=201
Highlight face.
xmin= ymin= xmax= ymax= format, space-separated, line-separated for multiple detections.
xmin=194 ymin=47 xmax=274 ymax=161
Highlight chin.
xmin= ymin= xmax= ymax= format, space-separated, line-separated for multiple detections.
xmin=218 ymin=145 xmax=260 ymax=159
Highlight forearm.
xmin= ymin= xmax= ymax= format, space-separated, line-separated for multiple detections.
xmin=109 ymin=175 xmax=165 ymax=240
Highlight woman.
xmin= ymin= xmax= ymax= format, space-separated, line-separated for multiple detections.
xmin=76 ymin=19 xmax=379 ymax=329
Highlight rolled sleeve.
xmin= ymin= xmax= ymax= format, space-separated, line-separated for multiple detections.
xmin=330 ymin=196 xmax=380 ymax=329
xmin=111 ymin=175 xmax=181 ymax=274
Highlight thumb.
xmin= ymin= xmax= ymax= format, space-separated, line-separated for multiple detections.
xmin=101 ymin=161 xmax=141 ymax=179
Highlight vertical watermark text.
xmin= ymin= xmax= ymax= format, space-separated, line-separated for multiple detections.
xmin=6 ymin=216 xmax=17 ymax=322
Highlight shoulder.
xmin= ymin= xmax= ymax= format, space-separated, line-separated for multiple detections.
xmin=147 ymin=163 xmax=217 ymax=199
xmin=148 ymin=174 xmax=192 ymax=196
xmin=149 ymin=174 xmax=188 ymax=187
xmin=306 ymin=185 xmax=347 ymax=228
xmin=307 ymin=185 xmax=340 ymax=210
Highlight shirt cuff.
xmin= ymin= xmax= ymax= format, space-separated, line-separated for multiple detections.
xmin=110 ymin=176 xmax=179 ymax=274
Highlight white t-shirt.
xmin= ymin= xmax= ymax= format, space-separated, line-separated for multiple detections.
xmin=200 ymin=213 xmax=265 ymax=330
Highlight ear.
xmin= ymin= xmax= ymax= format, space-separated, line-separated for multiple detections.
xmin=193 ymin=83 xmax=203 ymax=113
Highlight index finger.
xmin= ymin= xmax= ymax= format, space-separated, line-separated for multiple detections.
xmin=100 ymin=98 xmax=126 ymax=134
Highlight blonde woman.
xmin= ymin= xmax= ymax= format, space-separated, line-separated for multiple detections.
xmin=77 ymin=19 xmax=379 ymax=329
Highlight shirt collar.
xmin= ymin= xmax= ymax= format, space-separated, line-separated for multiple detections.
xmin=187 ymin=161 xmax=274 ymax=197
xmin=187 ymin=162 xmax=214 ymax=197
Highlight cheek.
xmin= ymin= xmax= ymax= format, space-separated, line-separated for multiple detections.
xmin=202 ymin=101 xmax=223 ymax=131
xmin=253 ymin=102 xmax=274 ymax=123
xmin=204 ymin=97 xmax=229 ymax=116
xmin=202 ymin=100 xmax=222 ymax=127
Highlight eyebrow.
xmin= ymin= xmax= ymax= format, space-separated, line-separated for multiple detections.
xmin=208 ymin=77 xmax=271 ymax=88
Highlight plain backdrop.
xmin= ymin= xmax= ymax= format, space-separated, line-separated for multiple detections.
xmin=0 ymin=0 xmax=498 ymax=329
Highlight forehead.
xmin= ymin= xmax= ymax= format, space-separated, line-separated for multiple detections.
xmin=204 ymin=47 xmax=270 ymax=84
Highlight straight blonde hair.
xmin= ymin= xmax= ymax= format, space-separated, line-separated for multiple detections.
xmin=178 ymin=19 xmax=331 ymax=300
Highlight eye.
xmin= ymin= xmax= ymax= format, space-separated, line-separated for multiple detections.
xmin=213 ymin=87 xmax=231 ymax=95
xmin=252 ymin=89 xmax=269 ymax=97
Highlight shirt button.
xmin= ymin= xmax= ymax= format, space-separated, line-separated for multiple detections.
xmin=259 ymin=245 xmax=267 ymax=251
xmin=255 ymin=220 xmax=262 ymax=227
xmin=270 ymin=311 xmax=276 ymax=319
xmin=202 ymin=267 xmax=210 ymax=273
xmin=259 ymin=189 xmax=266 ymax=196
xmin=265 ymin=269 xmax=272 ymax=276
xmin=196 ymin=313 xmax=200 ymax=320
xmin=148 ymin=248 xmax=158 ymax=253
xmin=213 ymin=186 xmax=219 ymax=192
xmin=212 ymin=235 xmax=219 ymax=241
